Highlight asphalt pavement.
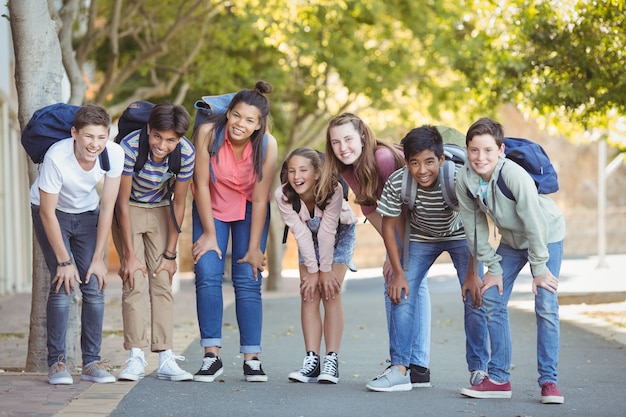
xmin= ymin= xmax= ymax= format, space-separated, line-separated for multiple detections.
xmin=2 ymin=255 xmax=626 ymax=417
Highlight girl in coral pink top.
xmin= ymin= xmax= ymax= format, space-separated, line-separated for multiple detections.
xmin=191 ymin=81 xmax=277 ymax=383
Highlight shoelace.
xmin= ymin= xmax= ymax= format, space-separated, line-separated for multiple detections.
xmin=300 ymin=355 xmax=319 ymax=374
xmin=125 ymin=354 xmax=148 ymax=372
xmin=52 ymin=354 xmax=66 ymax=372
xmin=374 ymin=366 xmax=394 ymax=380
xmin=159 ymin=354 xmax=186 ymax=371
xmin=199 ymin=356 xmax=218 ymax=371
xmin=83 ymin=359 xmax=110 ymax=374
xmin=321 ymin=356 xmax=337 ymax=375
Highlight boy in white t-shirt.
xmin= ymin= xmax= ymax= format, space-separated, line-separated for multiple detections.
xmin=30 ymin=104 xmax=125 ymax=385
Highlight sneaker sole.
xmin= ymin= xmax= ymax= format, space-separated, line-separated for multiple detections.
xmin=245 ymin=375 xmax=268 ymax=382
xmin=317 ymin=375 xmax=338 ymax=384
xmin=542 ymin=396 xmax=564 ymax=404
xmin=157 ymin=373 xmax=193 ymax=381
xmin=411 ymin=382 xmax=432 ymax=388
xmin=365 ymin=382 xmax=412 ymax=392
xmin=460 ymin=387 xmax=512 ymax=399
xmin=288 ymin=373 xmax=318 ymax=383
xmin=193 ymin=368 xmax=223 ymax=383
xmin=49 ymin=378 xmax=73 ymax=385
xmin=81 ymin=375 xmax=116 ymax=383
xmin=118 ymin=373 xmax=144 ymax=381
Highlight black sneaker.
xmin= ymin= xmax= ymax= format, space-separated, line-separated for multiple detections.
xmin=243 ymin=356 xmax=268 ymax=382
xmin=193 ymin=352 xmax=223 ymax=382
xmin=409 ymin=364 xmax=431 ymax=388
xmin=317 ymin=352 xmax=339 ymax=384
xmin=288 ymin=352 xmax=320 ymax=383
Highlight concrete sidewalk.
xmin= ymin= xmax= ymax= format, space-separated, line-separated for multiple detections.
xmin=1 ymin=254 xmax=625 ymax=417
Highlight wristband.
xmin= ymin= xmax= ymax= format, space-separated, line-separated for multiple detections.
xmin=57 ymin=260 xmax=72 ymax=267
xmin=162 ymin=252 xmax=177 ymax=261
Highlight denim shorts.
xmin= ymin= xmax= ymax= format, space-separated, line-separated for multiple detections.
xmin=298 ymin=217 xmax=357 ymax=272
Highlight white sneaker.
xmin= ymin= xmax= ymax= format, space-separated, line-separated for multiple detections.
xmin=118 ymin=349 xmax=147 ymax=381
xmin=157 ymin=350 xmax=193 ymax=381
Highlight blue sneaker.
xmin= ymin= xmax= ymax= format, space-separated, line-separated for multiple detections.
xmin=365 ymin=365 xmax=412 ymax=392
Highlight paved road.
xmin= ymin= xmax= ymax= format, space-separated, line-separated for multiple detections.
xmin=109 ymin=275 xmax=626 ymax=417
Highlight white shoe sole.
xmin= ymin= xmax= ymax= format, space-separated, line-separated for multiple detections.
xmin=365 ymin=382 xmax=412 ymax=392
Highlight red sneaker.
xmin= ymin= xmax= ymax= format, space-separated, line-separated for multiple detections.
xmin=541 ymin=382 xmax=564 ymax=404
xmin=460 ymin=376 xmax=512 ymax=399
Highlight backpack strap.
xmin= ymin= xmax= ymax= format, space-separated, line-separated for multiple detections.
xmin=99 ymin=147 xmax=110 ymax=172
xmin=399 ymin=166 xmax=415 ymax=271
xmin=439 ymin=160 xmax=459 ymax=210
xmin=496 ymin=161 xmax=515 ymax=201
xmin=282 ymin=196 xmax=302 ymax=244
xmin=134 ymin=126 xmax=150 ymax=173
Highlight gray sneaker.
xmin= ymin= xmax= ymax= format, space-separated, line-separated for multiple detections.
xmin=48 ymin=355 xmax=73 ymax=385
xmin=365 ymin=365 xmax=412 ymax=392
xmin=470 ymin=370 xmax=488 ymax=386
xmin=81 ymin=360 xmax=116 ymax=383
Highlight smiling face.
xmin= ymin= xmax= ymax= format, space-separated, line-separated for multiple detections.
xmin=466 ymin=133 xmax=505 ymax=181
xmin=226 ymin=102 xmax=262 ymax=143
xmin=287 ymin=154 xmax=319 ymax=202
xmin=72 ymin=124 xmax=110 ymax=168
xmin=328 ymin=122 xmax=363 ymax=166
xmin=407 ymin=149 xmax=444 ymax=189
xmin=147 ymin=127 xmax=181 ymax=163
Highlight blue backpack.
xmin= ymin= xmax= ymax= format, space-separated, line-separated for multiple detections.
xmin=115 ymin=100 xmax=182 ymax=175
xmin=21 ymin=103 xmax=110 ymax=170
xmin=498 ymin=137 xmax=559 ymax=200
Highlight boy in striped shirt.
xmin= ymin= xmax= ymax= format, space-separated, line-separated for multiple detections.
xmin=112 ymin=102 xmax=195 ymax=382
xmin=365 ymin=125 xmax=488 ymax=392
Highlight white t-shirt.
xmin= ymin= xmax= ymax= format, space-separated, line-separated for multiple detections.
xmin=30 ymin=138 xmax=124 ymax=213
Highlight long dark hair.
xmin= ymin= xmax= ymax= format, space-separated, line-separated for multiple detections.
xmin=204 ymin=80 xmax=272 ymax=179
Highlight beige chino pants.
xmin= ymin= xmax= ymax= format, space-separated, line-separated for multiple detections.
xmin=112 ymin=205 xmax=174 ymax=352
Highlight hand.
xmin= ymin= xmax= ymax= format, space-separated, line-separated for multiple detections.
xmin=480 ymin=272 xmax=503 ymax=297
xmin=532 ymin=270 xmax=559 ymax=295
xmin=387 ymin=272 xmax=409 ymax=305
xmin=300 ymin=271 xmax=319 ymax=302
xmin=192 ymin=233 xmax=222 ymax=264
xmin=462 ymin=271 xmax=484 ymax=308
xmin=154 ymin=258 xmax=177 ymax=285
xmin=319 ymin=270 xmax=341 ymax=301
xmin=237 ymin=248 xmax=266 ymax=281
xmin=86 ymin=259 xmax=108 ymax=292
xmin=52 ymin=263 xmax=81 ymax=295
xmin=382 ymin=258 xmax=394 ymax=285
xmin=118 ymin=254 xmax=147 ymax=290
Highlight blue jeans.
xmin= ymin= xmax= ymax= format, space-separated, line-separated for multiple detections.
xmin=192 ymin=201 xmax=270 ymax=354
xmin=31 ymin=205 xmax=105 ymax=367
xmin=388 ymin=239 xmax=488 ymax=369
xmin=482 ymin=241 xmax=563 ymax=385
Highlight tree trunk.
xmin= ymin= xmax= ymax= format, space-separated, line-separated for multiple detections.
xmin=9 ymin=0 xmax=74 ymax=372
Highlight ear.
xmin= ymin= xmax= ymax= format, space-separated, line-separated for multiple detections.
xmin=499 ymin=142 xmax=506 ymax=156
xmin=438 ymin=154 xmax=445 ymax=166
xmin=70 ymin=126 xmax=78 ymax=139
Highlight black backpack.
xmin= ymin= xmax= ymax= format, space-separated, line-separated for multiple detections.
xmin=281 ymin=150 xmax=350 ymax=244
xmin=115 ymin=100 xmax=181 ymax=175
xmin=21 ymin=103 xmax=110 ymax=170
